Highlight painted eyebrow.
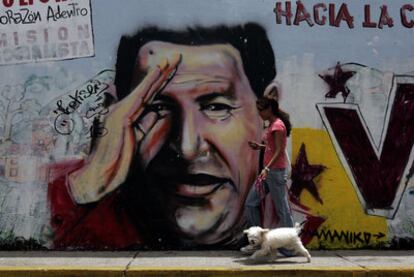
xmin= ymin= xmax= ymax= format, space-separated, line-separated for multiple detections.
xmin=195 ymin=86 xmax=236 ymax=103
xmin=153 ymin=94 xmax=174 ymax=102
xmin=152 ymin=83 xmax=236 ymax=103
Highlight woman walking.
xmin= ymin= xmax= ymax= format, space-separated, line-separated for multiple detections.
xmin=245 ymin=97 xmax=294 ymax=229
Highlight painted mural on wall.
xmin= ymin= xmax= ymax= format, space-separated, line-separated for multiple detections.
xmin=0 ymin=0 xmax=413 ymax=250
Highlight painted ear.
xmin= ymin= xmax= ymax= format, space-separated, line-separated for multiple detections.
xmin=243 ymin=230 xmax=249 ymax=234
xmin=260 ymin=228 xmax=270 ymax=234
xmin=263 ymin=81 xmax=281 ymax=101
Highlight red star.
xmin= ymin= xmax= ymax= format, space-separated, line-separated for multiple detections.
xmin=290 ymin=143 xmax=326 ymax=205
xmin=300 ymin=214 xmax=326 ymax=245
xmin=319 ymin=62 xmax=355 ymax=102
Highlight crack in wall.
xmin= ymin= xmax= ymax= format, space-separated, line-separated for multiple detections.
xmin=123 ymin=251 xmax=139 ymax=277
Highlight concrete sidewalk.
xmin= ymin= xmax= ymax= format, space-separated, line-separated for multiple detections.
xmin=0 ymin=250 xmax=413 ymax=276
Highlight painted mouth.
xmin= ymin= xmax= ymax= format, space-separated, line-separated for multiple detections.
xmin=173 ymin=174 xmax=233 ymax=198
xmin=175 ymin=183 xmax=224 ymax=197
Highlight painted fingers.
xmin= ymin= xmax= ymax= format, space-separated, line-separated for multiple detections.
xmin=124 ymin=53 xmax=182 ymax=125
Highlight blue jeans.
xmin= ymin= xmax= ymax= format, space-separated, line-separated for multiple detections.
xmin=245 ymin=168 xmax=294 ymax=228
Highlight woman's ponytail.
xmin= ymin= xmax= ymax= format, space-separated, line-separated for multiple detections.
xmin=268 ymin=98 xmax=292 ymax=137
xmin=276 ymin=109 xmax=291 ymax=137
xmin=256 ymin=97 xmax=292 ymax=136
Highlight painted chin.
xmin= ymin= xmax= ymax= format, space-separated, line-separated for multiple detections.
xmin=173 ymin=181 xmax=235 ymax=238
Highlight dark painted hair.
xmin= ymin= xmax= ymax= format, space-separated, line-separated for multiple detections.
xmin=256 ymin=97 xmax=292 ymax=137
xmin=114 ymin=23 xmax=276 ymax=101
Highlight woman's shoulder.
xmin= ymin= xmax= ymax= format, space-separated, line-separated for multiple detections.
xmin=270 ymin=118 xmax=286 ymax=131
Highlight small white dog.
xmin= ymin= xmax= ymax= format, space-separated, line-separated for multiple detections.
xmin=241 ymin=223 xmax=311 ymax=262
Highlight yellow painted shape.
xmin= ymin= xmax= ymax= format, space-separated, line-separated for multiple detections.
xmin=292 ymin=128 xmax=387 ymax=249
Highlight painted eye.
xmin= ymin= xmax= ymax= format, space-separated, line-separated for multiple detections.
xmin=149 ymin=103 xmax=167 ymax=112
xmin=201 ymin=103 xmax=236 ymax=120
xmin=146 ymin=102 xmax=174 ymax=118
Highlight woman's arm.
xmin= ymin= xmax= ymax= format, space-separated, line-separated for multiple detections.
xmin=260 ymin=130 xmax=284 ymax=177
xmin=248 ymin=141 xmax=266 ymax=150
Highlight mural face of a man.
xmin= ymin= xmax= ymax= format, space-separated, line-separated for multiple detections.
xmin=133 ymin=41 xmax=262 ymax=245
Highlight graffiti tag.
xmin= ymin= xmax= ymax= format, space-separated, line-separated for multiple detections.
xmin=307 ymin=229 xmax=385 ymax=245
xmin=87 ymin=117 xmax=108 ymax=139
xmin=53 ymin=76 xmax=111 ymax=137
xmin=53 ymin=113 xmax=74 ymax=135
xmin=85 ymin=102 xmax=109 ymax=119
xmin=53 ymin=79 xmax=109 ymax=116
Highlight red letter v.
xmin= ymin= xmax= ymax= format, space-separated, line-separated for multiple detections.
xmin=317 ymin=76 xmax=414 ymax=218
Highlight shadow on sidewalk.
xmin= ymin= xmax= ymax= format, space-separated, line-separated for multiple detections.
xmin=0 ymin=249 xmax=413 ymax=258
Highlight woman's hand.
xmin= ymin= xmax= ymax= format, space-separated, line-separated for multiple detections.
xmin=259 ymin=167 xmax=269 ymax=179
xmin=248 ymin=141 xmax=263 ymax=150
xmin=69 ymin=54 xmax=182 ymax=204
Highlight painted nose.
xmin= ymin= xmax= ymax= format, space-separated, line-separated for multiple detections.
xmin=179 ymin=110 xmax=208 ymax=160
